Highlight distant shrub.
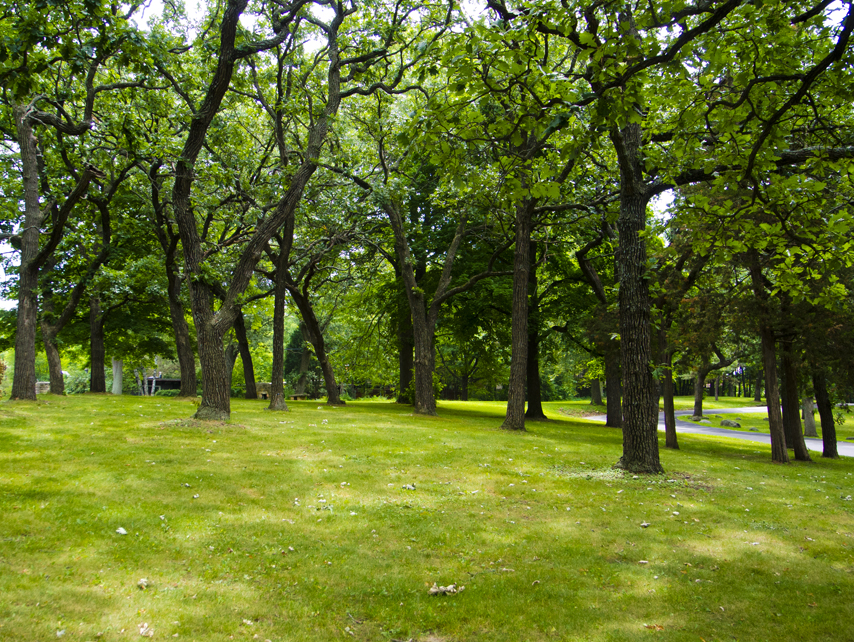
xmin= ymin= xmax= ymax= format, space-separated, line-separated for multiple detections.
xmin=154 ymin=389 xmax=180 ymax=397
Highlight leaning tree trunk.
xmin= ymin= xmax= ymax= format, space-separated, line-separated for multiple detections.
xmin=501 ymin=199 xmax=533 ymax=431
xmin=289 ymin=289 xmax=344 ymax=406
xmin=604 ymin=342 xmax=622 ymax=428
xmin=234 ymin=310 xmax=257 ymax=399
xmin=611 ymin=123 xmax=662 ymax=473
xmin=780 ymin=347 xmax=811 ymax=461
xmin=812 ymin=369 xmax=838 ymax=459
xmin=89 ymin=297 xmax=107 ymax=393
xmin=165 ymin=264 xmax=197 ymax=397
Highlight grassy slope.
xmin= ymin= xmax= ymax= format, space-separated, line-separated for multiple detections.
xmin=0 ymin=395 xmax=852 ymax=642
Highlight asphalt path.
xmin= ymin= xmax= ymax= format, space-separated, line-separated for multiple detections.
xmin=589 ymin=406 xmax=854 ymax=458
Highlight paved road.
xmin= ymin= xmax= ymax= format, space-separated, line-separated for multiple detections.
xmin=589 ymin=406 xmax=854 ymax=458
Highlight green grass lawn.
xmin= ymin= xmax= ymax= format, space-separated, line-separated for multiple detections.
xmin=1 ymin=395 xmax=853 ymax=641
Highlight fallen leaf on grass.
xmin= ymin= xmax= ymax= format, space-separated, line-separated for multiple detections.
xmin=138 ymin=623 xmax=154 ymax=637
xmin=643 ymin=624 xmax=664 ymax=631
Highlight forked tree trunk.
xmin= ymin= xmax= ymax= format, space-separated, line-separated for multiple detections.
xmin=234 ymin=311 xmax=257 ymax=399
xmin=502 ymin=199 xmax=533 ymax=431
xmin=89 ymin=297 xmax=107 ymax=393
xmin=812 ymin=369 xmax=838 ymax=459
xmin=780 ymin=347 xmax=811 ymax=461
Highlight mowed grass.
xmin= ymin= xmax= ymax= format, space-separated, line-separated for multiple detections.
xmin=1 ymin=396 xmax=852 ymax=642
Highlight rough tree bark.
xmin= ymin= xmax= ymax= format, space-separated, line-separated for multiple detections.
xmin=611 ymin=122 xmax=662 ymax=473
xmin=812 ymin=369 xmax=838 ymax=459
xmin=501 ymin=199 xmax=534 ymax=431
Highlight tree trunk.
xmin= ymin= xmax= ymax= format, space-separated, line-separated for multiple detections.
xmin=501 ymin=200 xmax=534 ymax=431
xmin=754 ymin=369 xmax=763 ymax=402
xmin=660 ymin=335 xmax=678 ymax=450
xmin=693 ymin=366 xmax=710 ymax=417
xmin=195 ymin=325 xmax=231 ymax=419
xmin=396 ymin=278 xmax=414 ymax=402
xmin=112 ymin=358 xmax=123 ymax=395
xmin=714 ymin=375 xmax=720 ymax=401
xmin=39 ymin=293 xmax=65 ymax=395
xmin=590 ymin=379 xmax=603 ymax=405
xmin=812 ymin=369 xmax=838 ymax=459
xmin=612 ymin=124 xmax=661 ymax=473
xmin=604 ymin=343 xmax=622 ymax=428
xmin=89 ymin=297 xmax=107 ymax=393
xmin=780 ymin=347 xmax=811 ymax=461
xmin=267 ymin=249 xmax=289 ymax=411
xmin=802 ymin=398 xmax=817 ymax=438
xmin=234 ymin=310 xmax=258 ymax=399
xmin=747 ymin=254 xmax=788 ymax=463
xmin=525 ymin=243 xmax=546 ymax=421
xmin=10 ymin=105 xmax=43 ymax=401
